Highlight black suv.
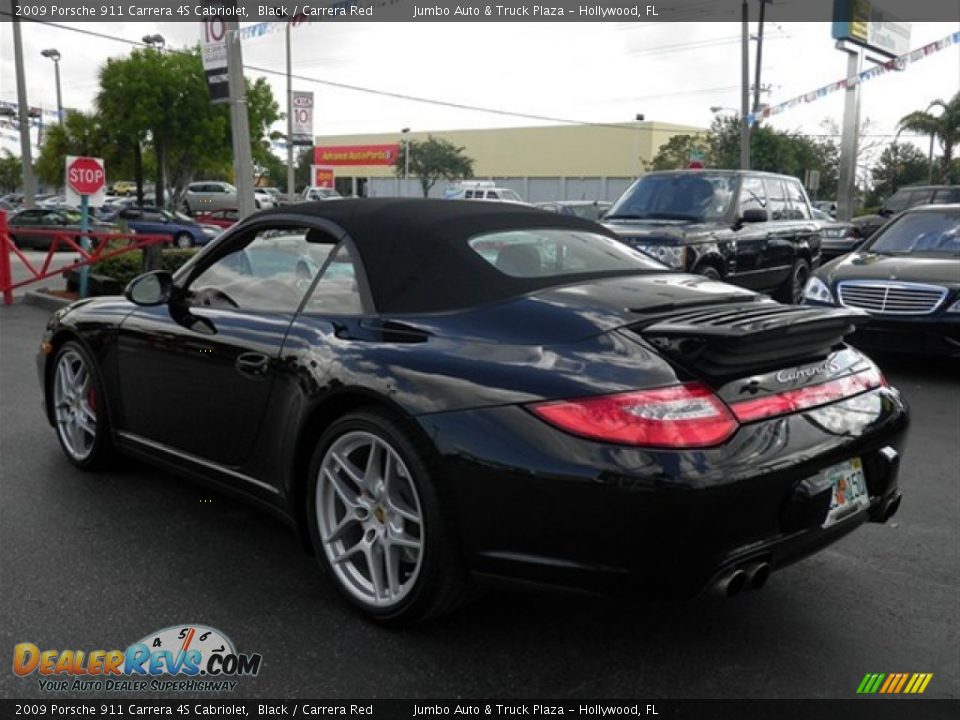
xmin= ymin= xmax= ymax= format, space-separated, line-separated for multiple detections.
xmin=604 ymin=170 xmax=821 ymax=304
xmin=854 ymin=185 xmax=960 ymax=239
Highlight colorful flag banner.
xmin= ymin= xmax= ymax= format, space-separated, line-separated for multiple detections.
xmin=747 ymin=31 xmax=960 ymax=126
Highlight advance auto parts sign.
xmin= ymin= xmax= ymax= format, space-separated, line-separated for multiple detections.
xmin=313 ymin=144 xmax=400 ymax=167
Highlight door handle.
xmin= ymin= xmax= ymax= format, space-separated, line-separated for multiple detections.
xmin=235 ymin=352 xmax=269 ymax=378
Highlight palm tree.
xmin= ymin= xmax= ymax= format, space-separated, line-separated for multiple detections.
xmin=898 ymin=93 xmax=960 ymax=184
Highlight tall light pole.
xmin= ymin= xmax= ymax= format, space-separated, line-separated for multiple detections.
xmin=920 ymin=101 xmax=945 ymax=184
xmin=12 ymin=5 xmax=38 ymax=207
xmin=401 ymin=128 xmax=410 ymax=197
xmin=41 ymin=49 xmax=63 ymax=123
xmin=634 ymin=113 xmax=645 ymax=175
xmin=142 ymin=34 xmax=166 ymax=207
xmin=740 ymin=0 xmax=751 ymax=170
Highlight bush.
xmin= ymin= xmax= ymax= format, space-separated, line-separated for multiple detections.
xmin=91 ymin=248 xmax=198 ymax=290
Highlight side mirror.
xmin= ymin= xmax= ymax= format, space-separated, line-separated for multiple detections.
xmin=740 ymin=208 xmax=768 ymax=224
xmin=125 ymin=270 xmax=173 ymax=306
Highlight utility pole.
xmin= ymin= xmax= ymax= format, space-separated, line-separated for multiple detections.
xmin=740 ymin=0 xmax=750 ymax=170
xmin=285 ymin=19 xmax=296 ymax=204
xmin=225 ymin=20 xmax=256 ymax=218
xmin=12 ymin=5 xmax=38 ymax=207
xmin=752 ymin=0 xmax=769 ymax=114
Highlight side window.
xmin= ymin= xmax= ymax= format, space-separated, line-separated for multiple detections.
xmin=301 ymin=242 xmax=364 ymax=315
xmin=464 ymin=190 xmax=474 ymax=199
xmin=764 ymin=178 xmax=789 ymax=221
xmin=188 ymin=227 xmax=326 ymax=312
xmin=739 ymin=176 xmax=768 ymax=218
xmin=786 ymin=181 xmax=811 ymax=220
xmin=884 ymin=190 xmax=910 ymax=213
xmin=143 ymin=210 xmax=165 ymax=221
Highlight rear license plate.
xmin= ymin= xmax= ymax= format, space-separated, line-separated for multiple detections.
xmin=823 ymin=458 xmax=869 ymax=527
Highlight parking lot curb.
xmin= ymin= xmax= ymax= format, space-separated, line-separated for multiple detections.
xmin=23 ymin=290 xmax=73 ymax=312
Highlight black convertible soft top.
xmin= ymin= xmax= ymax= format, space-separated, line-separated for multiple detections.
xmin=261 ymin=198 xmax=638 ymax=314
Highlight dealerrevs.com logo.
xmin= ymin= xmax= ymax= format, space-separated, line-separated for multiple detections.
xmin=13 ymin=624 xmax=262 ymax=693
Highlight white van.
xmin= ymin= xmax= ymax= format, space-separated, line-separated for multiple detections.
xmin=445 ymin=181 xmax=526 ymax=204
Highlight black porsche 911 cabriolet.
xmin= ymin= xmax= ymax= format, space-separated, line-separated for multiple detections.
xmin=38 ymin=199 xmax=908 ymax=624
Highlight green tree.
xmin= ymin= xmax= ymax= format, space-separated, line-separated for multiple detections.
xmin=34 ymin=111 xmax=117 ymax=188
xmin=97 ymin=47 xmax=280 ymax=208
xmin=706 ymin=115 xmax=839 ymax=198
xmin=898 ymin=92 xmax=960 ymax=184
xmin=868 ymin=143 xmax=931 ymax=206
xmin=0 ymin=150 xmax=22 ymax=193
xmin=395 ymin=136 xmax=474 ymax=197
xmin=651 ymin=134 xmax=709 ymax=170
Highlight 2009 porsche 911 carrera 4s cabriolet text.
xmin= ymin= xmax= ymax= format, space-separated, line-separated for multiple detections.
xmin=38 ymin=199 xmax=908 ymax=624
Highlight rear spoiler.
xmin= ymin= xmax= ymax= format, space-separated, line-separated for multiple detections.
xmin=632 ymin=303 xmax=869 ymax=378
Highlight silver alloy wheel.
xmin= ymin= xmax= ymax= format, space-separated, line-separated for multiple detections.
xmin=53 ymin=349 xmax=97 ymax=461
xmin=316 ymin=431 xmax=424 ymax=608
xmin=176 ymin=233 xmax=192 ymax=249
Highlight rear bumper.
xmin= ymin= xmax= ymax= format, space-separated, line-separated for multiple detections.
xmin=419 ymin=386 xmax=909 ymax=598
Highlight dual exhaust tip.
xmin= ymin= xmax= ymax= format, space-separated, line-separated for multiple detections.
xmin=712 ymin=561 xmax=770 ymax=598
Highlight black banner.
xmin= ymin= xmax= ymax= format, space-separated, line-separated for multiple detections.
xmin=0 ymin=0 xmax=958 ymax=23
xmin=0 ymin=700 xmax=957 ymax=720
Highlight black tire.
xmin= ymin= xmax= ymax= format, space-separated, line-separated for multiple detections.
xmin=696 ymin=264 xmax=722 ymax=281
xmin=174 ymin=232 xmax=193 ymax=249
xmin=775 ymin=258 xmax=811 ymax=304
xmin=305 ymin=408 xmax=472 ymax=625
xmin=49 ymin=341 xmax=115 ymax=471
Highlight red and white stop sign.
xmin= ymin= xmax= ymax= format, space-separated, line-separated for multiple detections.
xmin=67 ymin=156 xmax=105 ymax=195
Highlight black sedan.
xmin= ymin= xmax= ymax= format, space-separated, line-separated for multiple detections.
xmin=804 ymin=204 xmax=960 ymax=357
xmin=38 ymin=199 xmax=908 ymax=624
xmin=812 ymin=207 xmax=863 ymax=262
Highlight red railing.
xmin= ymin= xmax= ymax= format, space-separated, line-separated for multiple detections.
xmin=0 ymin=210 xmax=169 ymax=306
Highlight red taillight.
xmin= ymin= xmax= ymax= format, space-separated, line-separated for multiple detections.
xmin=729 ymin=367 xmax=886 ymax=424
xmin=528 ymin=382 xmax=737 ymax=449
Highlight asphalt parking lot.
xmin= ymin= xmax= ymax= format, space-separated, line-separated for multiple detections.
xmin=0 ymin=300 xmax=957 ymax=701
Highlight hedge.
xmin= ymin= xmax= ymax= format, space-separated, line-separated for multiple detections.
xmin=90 ymin=249 xmax=198 ymax=290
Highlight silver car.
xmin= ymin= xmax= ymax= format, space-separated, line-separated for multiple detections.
xmin=183 ymin=181 xmax=237 ymax=214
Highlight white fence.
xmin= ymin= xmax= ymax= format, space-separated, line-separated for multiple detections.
xmin=366 ymin=176 xmax=636 ymax=203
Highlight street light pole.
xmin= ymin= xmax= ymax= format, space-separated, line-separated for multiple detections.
xmin=740 ymin=0 xmax=751 ymax=170
xmin=12 ymin=5 xmax=38 ymax=208
xmin=401 ymin=127 xmax=410 ymax=197
xmin=923 ymin=101 xmax=942 ymax=184
xmin=41 ymin=50 xmax=63 ymax=123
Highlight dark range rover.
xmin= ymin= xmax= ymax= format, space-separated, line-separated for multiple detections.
xmin=604 ymin=170 xmax=821 ymax=304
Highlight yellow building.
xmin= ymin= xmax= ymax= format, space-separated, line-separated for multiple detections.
xmin=311 ymin=121 xmax=705 ymax=201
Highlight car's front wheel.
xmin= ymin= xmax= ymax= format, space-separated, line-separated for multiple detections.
xmin=776 ymin=258 xmax=811 ymax=304
xmin=174 ymin=232 xmax=193 ymax=249
xmin=696 ymin=264 xmax=722 ymax=281
xmin=306 ymin=409 xmax=470 ymax=625
xmin=51 ymin=342 xmax=113 ymax=470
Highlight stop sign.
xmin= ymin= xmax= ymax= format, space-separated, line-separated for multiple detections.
xmin=67 ymin=156 xmax=105 ymax=195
